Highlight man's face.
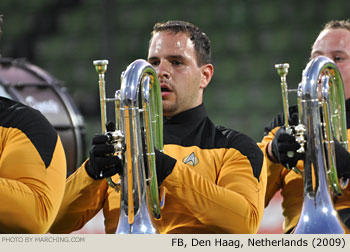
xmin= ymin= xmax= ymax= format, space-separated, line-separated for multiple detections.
xmin=311 ymin=28 xmax=350 ymax=99
xmin=148 ymin=31 xmax=212 ymax=117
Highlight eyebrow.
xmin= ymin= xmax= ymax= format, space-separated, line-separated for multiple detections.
xmin=312 ymin=50 xmax=347 ymax=55
xmin=148 ymin=55 xmax=186 ymax=61
xmin=310 ymin=50 xmax=348 ymax=60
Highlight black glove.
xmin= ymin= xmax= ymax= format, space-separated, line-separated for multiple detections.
xmin=288 ymin=111 xmax=299 ymax=126
xmin=154 ymin=149 xmax=176 ymax=185
xmin=271 ymin=125 xmax=305 ymax=169
xmin=335 ymin=139 xmax=350 ymax=179
xmin=85 ymin=122 xmax=122 ymax=180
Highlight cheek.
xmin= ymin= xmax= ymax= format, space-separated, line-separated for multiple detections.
xmin=177 ymin=71 xmax=197 ymax=90
xmin=339 ymin=66 xmax=350 ymax=99
xmin=339 ymin=64 xmax=350 ymax=85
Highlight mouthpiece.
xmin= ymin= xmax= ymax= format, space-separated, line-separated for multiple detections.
xmin=93 ymin=60 xmax=109 ymax=74
xmin=275 ymin=63 xmax=289 ymax=78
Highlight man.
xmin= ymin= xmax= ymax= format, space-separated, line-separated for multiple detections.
xmin=261 ymin=19 xmax=350 ymax=233
xmin=50 ymin=20 xmax=266 ymax=234
xmin=0 ymin=15 xmax=67 ymax=234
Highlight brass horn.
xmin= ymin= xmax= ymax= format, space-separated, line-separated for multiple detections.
xmin=275 ymin=56 xmax=349 ymax=233
xmin=93 ymin=59 xmax=162 ymax=234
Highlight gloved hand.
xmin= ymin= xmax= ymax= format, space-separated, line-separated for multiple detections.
xmin=288 ymin=111 xmax=299 ymax=127
xmin=335 ymin=139 xmax=350 ymax=179
xmin=85 ymin=122 xmax=123 ymax=180
xmin=271 ymin=125 xmax=305 ymax=169
xmin=154 ymin=149 xmax=176 ymax=185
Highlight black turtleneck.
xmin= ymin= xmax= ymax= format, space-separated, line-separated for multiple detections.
xmin=163 ymin=104 xmax=263 ymax=180
xmin=346 ymin=98 xmax=350 ymax=129
xmin=164 ymin=104 xmax=211 ymax=147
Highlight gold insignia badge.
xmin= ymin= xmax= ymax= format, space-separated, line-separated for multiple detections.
xmin=182 ymin=152 xmax=199 ymax=166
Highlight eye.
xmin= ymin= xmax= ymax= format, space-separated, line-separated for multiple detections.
xmin=171 ymin=60 xmax=183 ymax=66
xmin=334 ymin=56 xmax=343 ymax=62
xmin=149 ymin=60 xmax=160 ymax=67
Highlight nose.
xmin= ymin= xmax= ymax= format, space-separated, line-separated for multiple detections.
xmin=156 ymin=60 xmax=170 ymax=80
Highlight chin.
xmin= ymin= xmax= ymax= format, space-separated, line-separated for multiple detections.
xmin=162 ymin=107 xmax=178 ymax=118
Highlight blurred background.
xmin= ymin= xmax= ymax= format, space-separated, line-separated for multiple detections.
xmin=1 ymin=0 xmax=349 ymax=234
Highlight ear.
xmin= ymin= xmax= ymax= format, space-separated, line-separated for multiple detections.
xmin=199 ymin=64 xmax=214 ymax=89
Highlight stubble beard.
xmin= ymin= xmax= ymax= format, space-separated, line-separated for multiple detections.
xmin=162 ymin=92 xmax=178 ymax=117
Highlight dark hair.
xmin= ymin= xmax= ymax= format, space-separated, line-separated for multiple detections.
xmin=150 ymin=20 xmax=211 ymax=66
xmin=0 ymin=15 xmax=3 ymax=40
xmin=311 ymin=19 xmax=350 ymax=52
xmin=322 ymin=19 xmax=350 ymax=31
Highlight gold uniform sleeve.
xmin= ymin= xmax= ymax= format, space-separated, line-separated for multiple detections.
xmin=49 ymin=161 xmax=109 ymax=234
xmin=0 ymin=128 xmax=66 ymax=233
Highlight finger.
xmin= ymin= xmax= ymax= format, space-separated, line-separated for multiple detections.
xmin=278 ymin=142 xmax=301 ymax=152
xmin=106 ymin=121 xmax=116 ymax=132
xmin=94 ymin=155 xmax=121 ymax=168
xmin=289 ymin=113 xmax=299 ymax=126
xmin=100 ymin=156 xmax=123 ymax=177
xmin=91 ymin=144 xmax=115 ymax=156
xmin=92 ymin=134 xmax=109 ymax=144
xmin=277 ymin=133 xmax=296 ymax=142
xmin=102 ymin=166 xmax=121 ymax=178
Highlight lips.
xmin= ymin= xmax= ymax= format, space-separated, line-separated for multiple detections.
xmin=160 ymin=83 xmax=173 ymax=98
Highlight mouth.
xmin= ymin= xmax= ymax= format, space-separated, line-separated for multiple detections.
xmin=160 ymin=83 xmax=173 ymax=98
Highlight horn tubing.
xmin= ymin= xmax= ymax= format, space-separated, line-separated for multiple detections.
xmin=275 ymin=63 xmax=290 ymax=128
xmin=118 ymin=59 xmax=162 ymax=233
xmin=93 ymin=59 xmax=162 ymax=233
xmin=293 ymin=55 xmax=349 ymax=233
xmin=93 ymin=60 xmax=109 ymax=133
